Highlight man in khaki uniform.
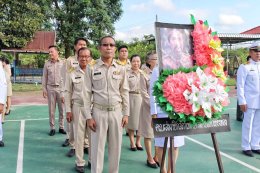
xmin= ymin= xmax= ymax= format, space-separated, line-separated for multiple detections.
xmin=42 ymin=45 xmax=66 ymax=136
xmin=65 ymin=47 xmax=95 ymax=173
xmin=85 ymin=36 xmax=129 ymax=173
xmin=61 ymin=38 xmax=89 ymax=157
xmin=116 ymin=45 xmax=131 ymax=136
xmin=117 ymin=45 xmax=131 ymax=71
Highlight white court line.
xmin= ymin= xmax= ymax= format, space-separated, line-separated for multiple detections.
xmin=16 ymin=120 xmax=25 ymax=173
xmin=185 ymin=136 xmax=260 ymax=173
xmin=225 ymin=108 xmax=236 ymax=110
xmin=12 ymin=103 xmax=47 ymax=107
xmin=6 ymin=118 xmax=49 ymax=122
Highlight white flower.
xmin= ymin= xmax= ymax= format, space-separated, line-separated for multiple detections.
xmin=182 ymin=67 xmax=228 ymax=118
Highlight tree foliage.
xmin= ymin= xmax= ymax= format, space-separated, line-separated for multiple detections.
xmin=0 ymin=0 xmax=46 ymax=48
xmin=50 ymin=0 xmax=123 ymax=58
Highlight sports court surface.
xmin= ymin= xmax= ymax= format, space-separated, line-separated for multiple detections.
xmin=0 ymin=96 xmax=260 ymax=173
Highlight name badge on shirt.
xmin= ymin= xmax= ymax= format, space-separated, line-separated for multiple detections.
xmin=129 ymin=75 xmax=134 ymax=78
xmin=113 ymin=71 xmax=120 ymax=75
xmin=75 ymin=77 xmax=81 ymax=79
xmin=94 ymin=72 xmax=101 ymax=75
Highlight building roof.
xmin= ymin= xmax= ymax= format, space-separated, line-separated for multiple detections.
xmin=217 ymin=33 xmax=260 ymax=44
xmin=241 ymin=26 xmax=260 ymax=34
xmin=2 ymin=31 xmax=56 ymax=54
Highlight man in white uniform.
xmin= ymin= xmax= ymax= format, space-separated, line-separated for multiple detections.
xmin=237 ymin=42 xmax=260 ymax=157
xmin=0 ymin=57 xmax=7 ymax=147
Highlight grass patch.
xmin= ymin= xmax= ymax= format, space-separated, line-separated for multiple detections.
xmin=226 ymin=77 xmax=236 ymax=86
xmin=12 ymin=83 xmax=42 ymax=92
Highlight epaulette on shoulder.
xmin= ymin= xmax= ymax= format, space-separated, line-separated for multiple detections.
xmin=89 ymin=59 xmax=96 ymax=67
xmin=116 ymin=59 xmax=124 ymax=65
xmin=139 ymin=69 xmax=144 ymax=75
xmin=68 ymin=67 xmax=75 ymax=73
xmin=139 ymin=69 xmax=147 ymax=77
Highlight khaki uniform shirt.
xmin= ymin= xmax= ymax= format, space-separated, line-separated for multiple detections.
xmin=61 ymin=56 xmax=79 ymax=94
xmin=42 ymin=58 xmax=64 ymax=93
xmin=140 ymin=66 xmax=152 ymax=106
xmin=84 ymin=58 xmax=129 ymax=119
xmin=127 ymin=69 xmax=141 ymax=94
xmin=64 ymin=66 xmax=86 ymax=113
xmin=116 ymin=59 xmax=131 ymax=71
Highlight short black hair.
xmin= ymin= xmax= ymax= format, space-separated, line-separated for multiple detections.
xmin=48 ymin=45 xmax=58 ymax=50
xmin=0 ymin=56 xmax=5 ymax=62
xmin=77 ymin=47 xmax=92 ymax=58
xmin=74 ymin=37 xmax=89 ymax=46
xmin=99 ymin=35 xmax=115 ymax=46
xmin=4 ymin=58 xmax=10 ymax=64
xmin=130 ymin=54 xmax=140 ymax=62
xmin=118 ymin=45 xmax=128 ymax=52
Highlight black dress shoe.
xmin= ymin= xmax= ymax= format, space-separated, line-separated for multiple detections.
xmin=75 ymin=165 xmax=85 ymax=173
xmin=59 ymin=128 xmax=66 ymax=134
xmin=5 ymin=110 xmax=11 ymax=115
xmin=84 ymin=147 xmax=89 ymax=154
xmin=243 ymin=150 xmax=254 ymax=157
xmin=136 ymin=144 xmax=143 ymax=151
xmin=62 ymin=139 xmax=69 ymax=147
xmin=67 ymin=149 xmax=75 ymax=157
xmin=130 ymin=147 xmax=137 ymax=151
xmin=153 ymin=157 xmax=160 ymax=167
xmin=0 ymin=141 xmax=4 ymax=147
xmin=49 ymin=129 xmax=55 ymax=136
xmin=252 ymin=149 xmax=260 ymax=154
xmin=87 ymin=161 xmax=91 ymax=169
xmin=146 ymin=160 xmax=158 ymax=168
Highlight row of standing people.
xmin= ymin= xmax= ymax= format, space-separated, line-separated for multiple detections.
xmin=41 ymin=35 xmax=184 ymax=173
xmin=42 ymin=38 xmax=92 ymax=173
xmin=124 ymin=47 xmax=185 ymax=173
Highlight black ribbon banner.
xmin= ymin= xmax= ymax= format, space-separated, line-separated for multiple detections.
xmin=152 ymin=114 xmax=230 ymax=137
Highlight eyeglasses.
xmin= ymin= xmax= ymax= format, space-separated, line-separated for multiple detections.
xmin=252 ymin=49 xmax=260 ymax=52
xmin=101 ymin=43 xmax=116 ymax=47
xmin=78 ymin=56 xmax=91 ymax=59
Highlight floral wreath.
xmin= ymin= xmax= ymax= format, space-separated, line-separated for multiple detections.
xmin=153 ymin=15 xmax=230 ymax=125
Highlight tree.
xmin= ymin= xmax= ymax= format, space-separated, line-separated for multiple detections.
xmin=0 ymin=0 xmax=46 ymax=48
xmin=50 ymin=0 xmax=123 ymax=58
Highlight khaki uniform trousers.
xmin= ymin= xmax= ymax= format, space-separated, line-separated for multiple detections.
xmin=47 ymin=85 xmax=64 ymax=130
xmin=91 ymin=104 xmax=123 ymax=173
xmin=72 ymin=103 xmax=90 ymax=166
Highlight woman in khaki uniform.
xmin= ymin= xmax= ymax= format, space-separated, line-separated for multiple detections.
xmin=127 ymin=54 xmax=143 ymax=151
xmin=138 ymin=51 xmax=158 ymax=168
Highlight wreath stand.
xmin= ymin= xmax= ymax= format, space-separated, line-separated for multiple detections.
xmin=152 ymin=114 xmax=230 ymax=173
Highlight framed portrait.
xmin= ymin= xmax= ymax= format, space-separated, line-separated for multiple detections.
xmin=155 ymin=22 xmax=194 ymax=71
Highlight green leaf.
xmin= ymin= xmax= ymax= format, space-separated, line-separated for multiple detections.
xmin=155 ymin=82 xmax=162 ymax=90
xmin=204 ymin=20 xmax=209 ymax=27
xmin=211 ymin=31 xmax=218 ymax=36
xmin=178 ymin=113 xmax=185 ymax=119
xmin=189 ymin=116 xmax=196 ymax=124
xmin=166 ymin=103 xmax=173 ymax=111
xmin=159 ymin=96 xmax=167 ymax=103
xmin=190 ymin=14 xmax=196 ymax=25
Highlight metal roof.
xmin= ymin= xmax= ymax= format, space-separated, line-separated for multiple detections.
xmin=217 ymin=33 xmax=260 ymax=44
xmin=2 ymin=31 xmax=56 ymax=54
xmin=241 ymin=26 xmax=260 ymax=34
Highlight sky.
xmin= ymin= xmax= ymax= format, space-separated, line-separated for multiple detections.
xmin=114 ymin=0 xmax=260 ymax=42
